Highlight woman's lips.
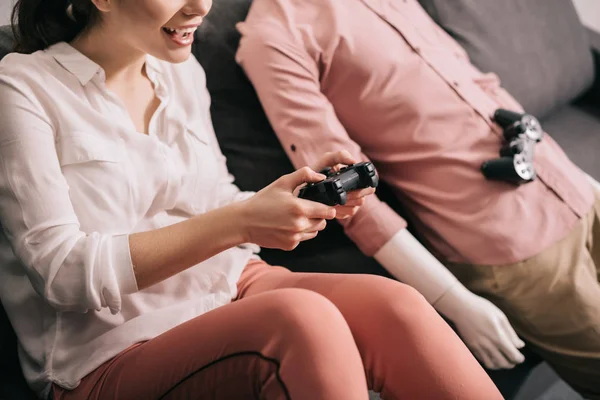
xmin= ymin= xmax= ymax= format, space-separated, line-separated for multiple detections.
xmin=162 ymin=26 xmax=198 ymax=46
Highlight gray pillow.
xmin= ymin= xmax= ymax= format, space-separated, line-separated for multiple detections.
xmin=417 ymin=0 xmax=595 ymax=119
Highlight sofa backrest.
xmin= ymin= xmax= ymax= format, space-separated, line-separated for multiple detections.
xmin=192 ymin=0 xmax=295 ymax=194
xmin=417 ymin=0 xmax=596 ymax=120
xmin=0 ymin=25 xmax=13 ymax=60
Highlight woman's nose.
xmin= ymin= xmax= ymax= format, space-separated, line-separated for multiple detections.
xmin=184 ymin=0 xmax=212 ymax=17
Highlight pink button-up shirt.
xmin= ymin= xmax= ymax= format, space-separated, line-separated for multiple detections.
xmin=236 ymin=0 xmax=594 ymax=265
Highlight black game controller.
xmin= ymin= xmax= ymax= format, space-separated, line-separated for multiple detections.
xmin=298 ymin=162 xmax=379 ymax=206
xmin=481 ymin=109 xmax=545 ymax=184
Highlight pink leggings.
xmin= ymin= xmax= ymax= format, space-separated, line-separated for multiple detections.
xmin=53 ymin=261 xmax=502 ymax=400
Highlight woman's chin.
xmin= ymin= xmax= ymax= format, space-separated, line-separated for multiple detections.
xmin=167 ymin=50 xmax=193 ymax=64
xmin=152 ymin=48 xmax=193 ymax=64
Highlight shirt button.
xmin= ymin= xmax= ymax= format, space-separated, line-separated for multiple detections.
xmin=453 ymin=81 xmax=460 ymax=87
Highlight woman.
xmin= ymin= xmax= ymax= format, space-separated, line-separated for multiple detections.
xmin=0 ymin=0 xmax=503 ymax=399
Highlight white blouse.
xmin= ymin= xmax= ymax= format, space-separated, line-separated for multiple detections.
xmin=0 ymin=42 xmax=258 ymax=398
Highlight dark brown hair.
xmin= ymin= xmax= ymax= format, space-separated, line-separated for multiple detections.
xmin=11 ymin=0 xmax=101 ymax=54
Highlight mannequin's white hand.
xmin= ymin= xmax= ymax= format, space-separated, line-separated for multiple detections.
xmin=435 ymin=286 xmax=525 ymax=370
xmin=374 ymin=229 xmax=525 ymax=369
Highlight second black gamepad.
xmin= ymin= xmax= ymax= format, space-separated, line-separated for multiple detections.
xmin=298 ymin=162 xmax=379 ymax=206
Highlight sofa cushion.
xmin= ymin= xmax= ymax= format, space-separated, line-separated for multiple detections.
xmin=417 ymin=0 xmax=595 ymax=120
xmin=542 ymin=100 xmax=600 ymax=178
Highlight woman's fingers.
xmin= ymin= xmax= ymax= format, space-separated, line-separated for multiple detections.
xmin=297 ymin=199 xmax=337 ymax=220
xmin=333 ymin=187 xmax=375 ymax=218
xmin=311 ymin=150 xmax=357 ymax=172
xmin=342 ymin=197 xmax=366 ymax=208
xmin=303 ymin=219 xmax=328 ymax=233
xmin=346 ymin=187 xmax=376 ymax=200
xmin=335 ymin=206 xmax=360 ymax=219
xmin=298 ymin=230 xmax=319 ymax=242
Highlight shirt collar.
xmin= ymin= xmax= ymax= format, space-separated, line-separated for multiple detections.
xmin=47 ymin=42 xmax=102 ymax=86
xmin=47 ymin=42 xmax=164 ymax=86
xmin=144 ymin=54 xmax=163 ymax=79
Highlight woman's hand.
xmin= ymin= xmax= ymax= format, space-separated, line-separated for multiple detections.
xmin=240 ymin=167 xmax=337 ymax=250
xmin=309 ymin=150 xmax=376 ymax=220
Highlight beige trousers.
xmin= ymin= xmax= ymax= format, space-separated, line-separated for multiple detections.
xmin=447 ymin=194 xmax=600 ymax=399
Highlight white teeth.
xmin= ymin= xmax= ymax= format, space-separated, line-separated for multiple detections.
xmin=163 ymin=27 xmax=197 ymax=35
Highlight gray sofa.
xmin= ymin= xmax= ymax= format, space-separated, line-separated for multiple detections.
xmin=0 ymin=0 xmax=599 ymax=399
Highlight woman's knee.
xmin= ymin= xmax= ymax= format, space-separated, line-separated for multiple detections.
xmin=356 ymin=275 xmax=434 ymax=323
xmin=360 ymin=275 xmax=427 ymax=306
xmin=261 ymin=288 xmax=351 ymax=336
xmin=252 ymin=290 xmax=368 ymax=397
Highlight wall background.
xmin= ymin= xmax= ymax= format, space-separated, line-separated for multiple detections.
xmin=0 ymin=0 xmax=11 ymax=26
xmin=572 ymin=0 xmax=600 ymax=31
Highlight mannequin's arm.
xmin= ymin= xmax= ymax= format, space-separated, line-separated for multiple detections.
xmin=374 ymin=229 xmax=525 ymax=370
xmin=374 ymin=229 xmax=457 ymax=304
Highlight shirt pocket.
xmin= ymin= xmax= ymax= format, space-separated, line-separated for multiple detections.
xmin=57 ymin=134 xmax=125 ymax=166
xmin=56 ymin=133 xmax=133 ymax=231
